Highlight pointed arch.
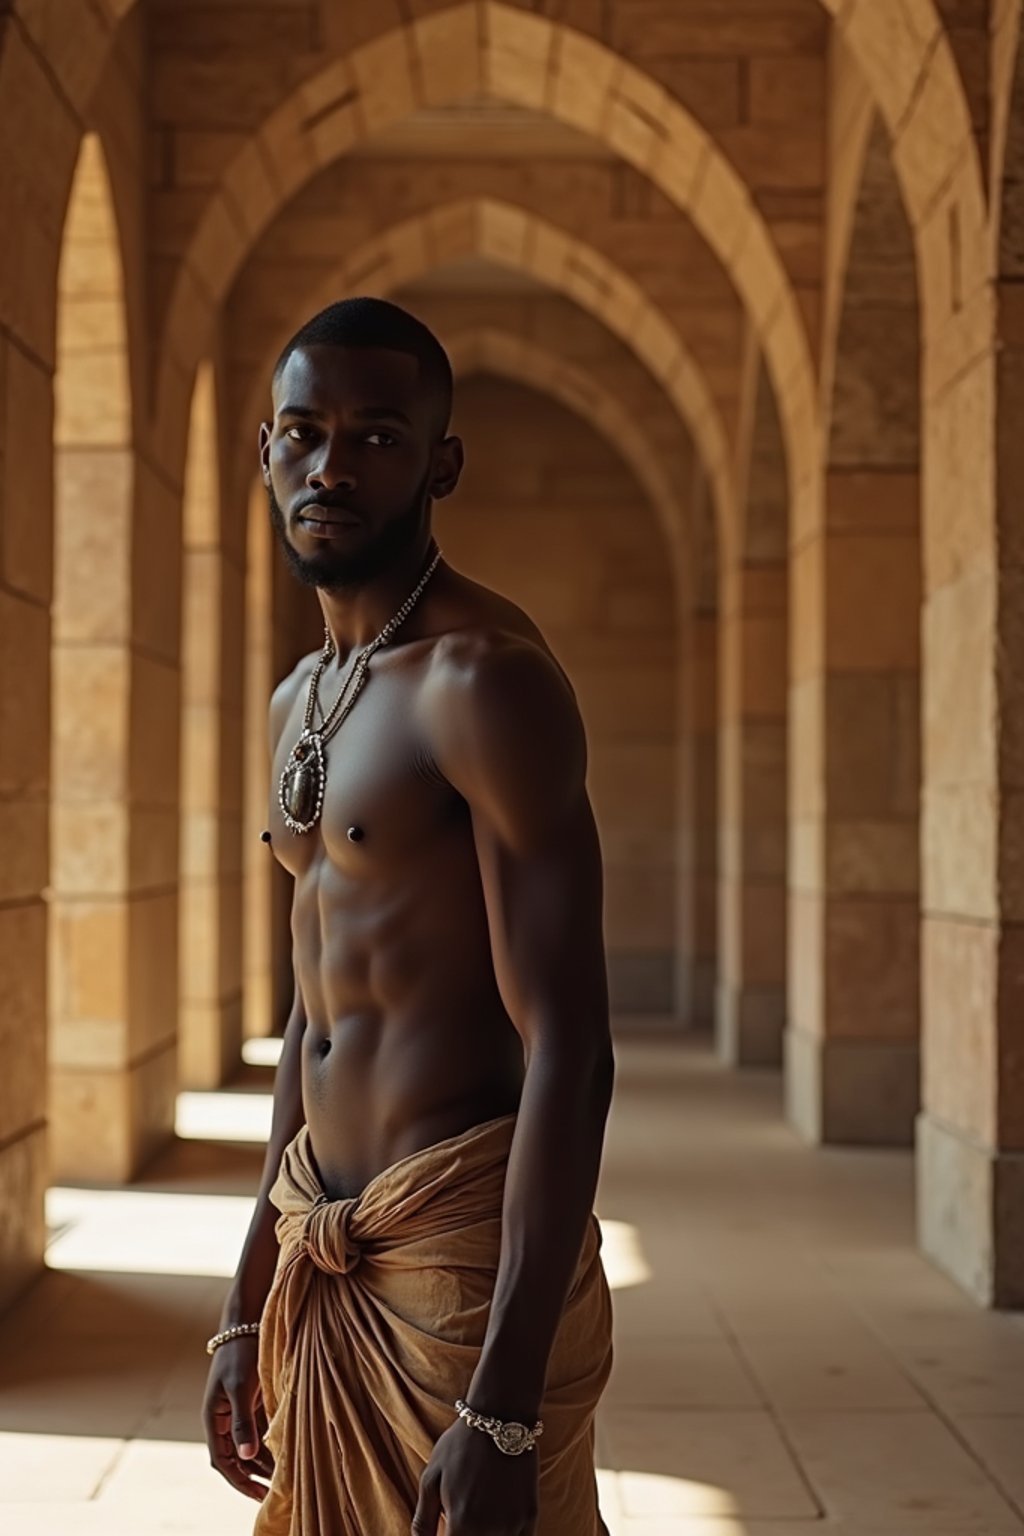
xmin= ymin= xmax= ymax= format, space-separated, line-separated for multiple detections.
xmin=232 ymin=196 xmax=731 ymax=592
xmin=153 ymin=3 xmax=813 ymax=537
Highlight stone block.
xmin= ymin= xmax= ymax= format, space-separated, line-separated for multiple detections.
xmin=129 ymin=653 xmax=181 ymax=807
xmin=52 ymin=644 xmax=129 ymax=800
xmin=749 ymin=56 xmax=825 ymax=124
xmin=53 ymin=449 xmax=132 ymax=644
xmin=739 ymin=879 xmax=787 ymax=984
xmin=922 ymin=567 xmax=996 ymax=787
xmin=789 ymin=535 xmax=824 ymax=683
xmin=612 ymin=3 xmax=826 ymax=58
xmin=825 ymin=531 xmax=921 ymax=672
xmin=825 ymin=671 xmax=921 ymax=819
xmin=179 ymin=994 xmax=243 ymax=1092
xmin=51 ymin=802 xmax=129 ymax=897
xmin=740 ymin=614 xmax=788 ymax=715
xmin=824 ymin=894 xmax=920 ymax=1042
xmin=129 ymin=806 xmax=180 ymax=892
xmin=604 ymin=865 xmax=675 ymax=949
xmin=826 ymin=817 xmax=919 ymax=896
xmin=483 ymin=4 xmax=553 ymax=112
xmin=3 ymin=346 xmax=54 ymax=603
xmin=826 ymin=468 xmax=920 ymax=536
xmin=0 ymin=1129 xmax=46 ymax=1312
xmin=128 ymin=890 xmax=179 ymax=1061
xmin=413 ymin=6 xmax=483 ymax=107
xmin=716 ymin=979 xmax=785 ymax=1067
xmin=606 ymin=949 xmax=675 ymax=1014
xmin=921 ymin=913 xmax=998 ymax=1145
xmin=49 ymin=898 xmax=129 ymax=1064
xmin=922 ymin=779 xmax=997 ymax=920
xmin=0 ymin=794 xmax=47 ymax=911
xmin=0 ymin=592 xmax=51 ymax=800
xmin=0 ymin=901 xmax=47 ymax=1138
xmin=789 ymin=673 xmax=824 ymax=820
xmin=50 ymin=1042 xmax=177 ymax=1183
xmin=786 ymin=1026 xmax=919 ymax=1146
xmin=918 ymin=1112 xmax=1024 ymax=1308
xmin=787 ymin=886 xmax=823 ymax=1036
xmin=922 ymin=355 xmax=995 ymax=595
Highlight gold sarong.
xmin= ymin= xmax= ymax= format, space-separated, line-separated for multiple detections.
xmin=254 ymin=1114 xmax=613 ymax=1536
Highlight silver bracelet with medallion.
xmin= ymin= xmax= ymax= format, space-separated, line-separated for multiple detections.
xmin=454 ymin=1398 xmax=544 ymax=1456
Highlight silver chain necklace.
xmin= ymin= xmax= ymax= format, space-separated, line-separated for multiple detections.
xmin=278 ymin=544 xmax=443 ymax=834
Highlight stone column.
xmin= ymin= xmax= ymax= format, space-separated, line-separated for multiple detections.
xmin=676 ymin=602 xmax=718 ymax=1029
xmin=243 ymin=479 xmax=274 ymax=1040
xmin=49 ymin=135 xmax=179 ymax=1182
xmin=717 ymin=361 xmax=788 ymax=1066
xmin=916 ymin=277 xmax=1024 ymax=1304
xmin=786 ymin=107 xmax=921 ymax=1146
xmin=179 ymin=360 xmax=246 ymax=1088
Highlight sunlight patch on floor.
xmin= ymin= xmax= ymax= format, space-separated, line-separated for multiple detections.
xmin=242 ymin=1036 xmax=283 ymax=1068
xmin=175 ymin=1089 xmax=273 ymax=1143
xmin=45 ymin=1188 xmax=253 ymax=1278
xmin=597 ymin=1218 xmax=652 ymax=1290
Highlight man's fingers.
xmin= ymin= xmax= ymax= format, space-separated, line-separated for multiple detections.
xmin=411 ymin=1466 xmax=443 ymax=1536
xmin=225 ymin=1381 xmax=259 ymax=1459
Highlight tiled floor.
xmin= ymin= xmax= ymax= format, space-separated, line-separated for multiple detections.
xmin=2 ymin=1035 xmax=1024 ymax=1534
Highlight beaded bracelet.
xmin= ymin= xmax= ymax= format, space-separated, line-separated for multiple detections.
xmin=206 ymin=1321 xmax=261 ymax=1356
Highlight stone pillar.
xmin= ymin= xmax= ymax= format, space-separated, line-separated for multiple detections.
xmin=49 ymin=135 xmax=179 ymax=1182
xmin=717 ymin=361 xmax=788 ymax=1067
xmin=676 ymin=603 xmax=718 ymax=1029
xmin=916 ymin=282 xmax=1024 ymax=1305
xmin=786 ymin=467 xmax=921 ymax=1144
xmin=717 ymin=559 xmax=788 ymax=1065
xmin=0 ymin=323 xmax=51 ymax=1305
xmin=786 ymin=110 xmax=921 ymax=1146
xmin=179 ymin=360 xmax=246 ymax=1087
xmin=243 ymin=479 xmax=274 ymax=1040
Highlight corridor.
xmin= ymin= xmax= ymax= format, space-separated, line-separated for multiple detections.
xmin=2 ymin=1036 xmax=1023 ymax=1535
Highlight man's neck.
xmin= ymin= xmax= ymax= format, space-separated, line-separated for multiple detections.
xmin=317 ymin=532 xmax=437 ymax=655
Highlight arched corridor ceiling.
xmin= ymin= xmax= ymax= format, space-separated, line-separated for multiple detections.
xmin=230 ymin=198 xmax=733 ymax=561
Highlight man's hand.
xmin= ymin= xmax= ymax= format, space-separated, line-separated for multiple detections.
xmin=202 ymin=1336 xmax=274 ymax=1503
xmin=413 ymin=1419 xmax=539 ymax=1536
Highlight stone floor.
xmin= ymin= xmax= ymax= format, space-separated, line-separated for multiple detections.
xmin=2 ymin=1035 xmax=1024 ymax=1534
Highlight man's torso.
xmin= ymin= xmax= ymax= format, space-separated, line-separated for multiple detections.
xmin=267 ymin=569 xmax=550 ymax=1199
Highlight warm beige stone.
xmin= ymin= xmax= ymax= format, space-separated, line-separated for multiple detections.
xmin=0 ymin=1129 xmax=46 ymax=1312
xmin=50 ymin=1042 xmax=177 ymax=1183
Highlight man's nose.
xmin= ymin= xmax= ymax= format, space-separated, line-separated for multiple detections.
xmin=306 ymin=439 xmax=356 ymax=493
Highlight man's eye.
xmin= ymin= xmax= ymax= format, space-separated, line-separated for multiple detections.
xmin=365 ymin=432 xmax=396 ymax=447
xmin=285 ymin=427 xmax=312 ymax=442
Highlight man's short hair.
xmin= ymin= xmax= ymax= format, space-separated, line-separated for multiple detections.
xmin=272 ymin=296 xmax=453 ymax=437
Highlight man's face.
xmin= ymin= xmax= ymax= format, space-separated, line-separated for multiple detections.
xmin=259 ymin=344 xmax=459 ymax=590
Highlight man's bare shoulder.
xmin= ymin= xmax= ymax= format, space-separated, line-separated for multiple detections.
xmin=421 ymin=620 xmax=587 ymax=838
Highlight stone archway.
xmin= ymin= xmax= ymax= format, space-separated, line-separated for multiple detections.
xmin=152 ymin=2 xmax=814 ymax=543
xmin=231 ymin=198 xmax=732 ymax=595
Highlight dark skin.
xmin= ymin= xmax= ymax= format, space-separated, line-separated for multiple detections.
xmin=202 ymin=343 xmax=614 ymax=1535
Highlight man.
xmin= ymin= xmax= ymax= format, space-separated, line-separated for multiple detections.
xmin=202 ymin=297 xmax=615 ymax=1536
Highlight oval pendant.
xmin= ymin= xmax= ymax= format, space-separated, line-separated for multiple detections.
xmin=279 ymin=731 xmax=326 ymax=833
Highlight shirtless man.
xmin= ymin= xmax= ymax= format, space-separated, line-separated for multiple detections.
xmin=202 ymin=297 xmax=615 ymax=1536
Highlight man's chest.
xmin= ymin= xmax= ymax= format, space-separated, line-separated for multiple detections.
xmin=268 ymin=664 xmax=457 ymax=878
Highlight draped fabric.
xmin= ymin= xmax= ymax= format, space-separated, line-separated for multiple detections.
xmin=253 ymin=1115 xmax=613 ymax=1536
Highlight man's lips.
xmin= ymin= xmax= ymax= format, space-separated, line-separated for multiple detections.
xmin=296 ymin=509 xmax=361 ymax=533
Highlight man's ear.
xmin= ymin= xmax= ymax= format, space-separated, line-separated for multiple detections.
xmin=431 ymin=436 xmax=464 ymax=501
xmin=258 ymin=421 xmax=272 ymax=484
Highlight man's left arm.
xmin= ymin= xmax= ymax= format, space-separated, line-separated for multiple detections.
xmin=414 ymin=635 xmax=615 ymax=1536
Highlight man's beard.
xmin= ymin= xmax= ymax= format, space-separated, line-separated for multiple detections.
xmin=268 ymin=474 xmax=431 ymax=592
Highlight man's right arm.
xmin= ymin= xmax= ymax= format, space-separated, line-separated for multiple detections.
xmin=216 ymin=980 xmax=306 ymax=1329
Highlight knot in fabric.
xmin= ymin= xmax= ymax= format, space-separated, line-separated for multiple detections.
xmin=301 ymin=1192 xmax=362 ymax=1275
